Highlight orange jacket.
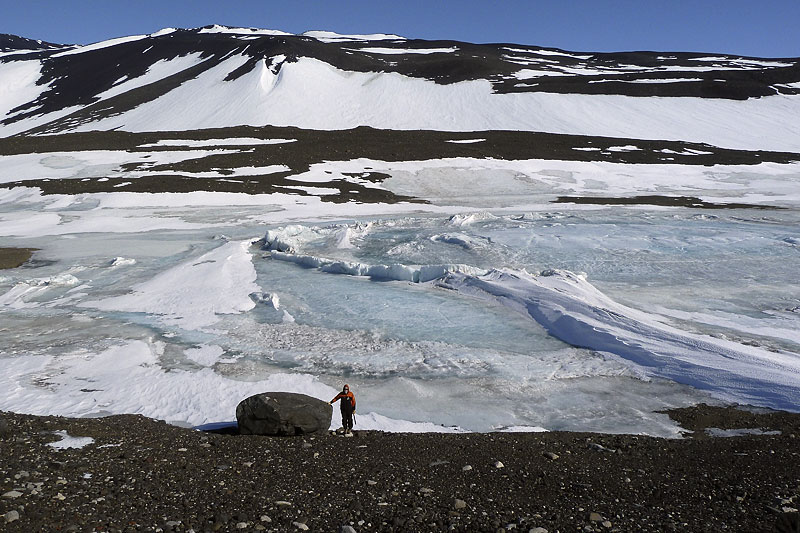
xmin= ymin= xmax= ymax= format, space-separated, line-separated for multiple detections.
xmin=330 ymin=391 xmax=355 ymax=411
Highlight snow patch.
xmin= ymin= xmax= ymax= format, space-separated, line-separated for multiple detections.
xmin=705 ymin=427 xmax=782 ymax=437
xmin=48 ymin=430 xmax=94 ymax=450
xmin=347 ymin=47 xmax=456 ymax=55
xmin=303 ymin=31 xmax=405 ymax=42
xmin=51 ymin=34 xmax=150 ymax=58
xmin=137 ymin=138 xmax=296 ymax=148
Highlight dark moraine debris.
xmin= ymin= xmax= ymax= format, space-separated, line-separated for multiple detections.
xmin=236 ymin=392 xmax=332 ymax=436
xmin=553 ymin=195 xmax=786 ymax=209
xmin=1 ymin=127 xmax=798 ymax=197
xmin=0 ymin=247 xmax=37 ymax=269
xmin=664 ymin=403 xmax=800 ymax=439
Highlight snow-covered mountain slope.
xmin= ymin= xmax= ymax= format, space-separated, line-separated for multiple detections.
xmin=1 ymin=26 xmax=800 ymax=151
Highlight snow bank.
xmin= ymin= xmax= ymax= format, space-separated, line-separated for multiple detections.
xmin=83 ymin=240 xmax=260 ymax=330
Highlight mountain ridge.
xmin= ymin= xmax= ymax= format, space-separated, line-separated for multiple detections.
xmin=1 ymin=26 xmax=799 ymax=152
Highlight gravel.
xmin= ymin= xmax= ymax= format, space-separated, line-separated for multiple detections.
xmin=1 ymin=405 xmax=799 ymax=532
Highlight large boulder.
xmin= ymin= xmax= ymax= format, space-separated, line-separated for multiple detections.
xmin=236 ymin=392 xmax=332 ymax=436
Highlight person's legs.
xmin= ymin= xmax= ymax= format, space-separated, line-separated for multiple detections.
xmin=344 ymin=413 xmax=353 ymax=433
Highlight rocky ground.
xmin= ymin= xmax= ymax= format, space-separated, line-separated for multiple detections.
xmin=0 ymin=248 xmax=36 ymax=270
xmin=1 ymin=405 xmax=799 ymax=532
xmin=2 ymin=126 xmax=798 ymax=201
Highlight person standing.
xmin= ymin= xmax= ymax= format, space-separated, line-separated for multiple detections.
xmin=330 ymin=384 xmax=356 ymax=434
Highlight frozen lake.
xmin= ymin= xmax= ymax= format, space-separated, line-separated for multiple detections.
xmin=2 ymin=202 xmax=799 ymax=437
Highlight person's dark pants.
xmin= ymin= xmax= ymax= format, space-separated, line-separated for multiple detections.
xmin=341 ymin=411 xmax=353 ymax=432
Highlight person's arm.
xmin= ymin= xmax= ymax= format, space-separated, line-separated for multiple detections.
xmin=350 ymin=393 xmax=356 ymax=412
xmin=329 ymin=393 xmax=341 ymax=405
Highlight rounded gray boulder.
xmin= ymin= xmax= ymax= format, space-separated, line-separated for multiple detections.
xmin=236 ymin=392 xmax=332 ymax=436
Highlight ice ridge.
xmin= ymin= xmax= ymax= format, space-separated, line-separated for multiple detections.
xmin=439 ymin=268 xmax=800 ymax=412
xmin=268 ymin=250 xmax=483 ymax=283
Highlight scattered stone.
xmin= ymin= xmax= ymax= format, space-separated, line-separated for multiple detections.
xmin=4 ymin=510 xmax=20 ymax=523
xmin=543 ymin=452 xmax=559 ymax=460
xmin=260 ymin=515 xmax=272 ymax=523
xmin=419 ymin=488 xmax=434 ymax=494
xmin=367 ymin=480 xmax=377 ymax=485
xmin=494 ymin=461 xmax=505 ymax=469
xmin=236 ymin=522 xmax=248 ymax=529
xmin=341 ymin=526 xmax=357 ymax=533
xmin=462 ymin=465 xmax=473 ymax=471
xmin=601 ymin=520 xmax=612 ymax=528
xmin=588 ymin=442 xmax=616 ymax=453
xmin=454 ymin=498 xmax=467 ymax=509
xmin=589 ymin=512 xmax=603 ymax=522
xmin=293 ymin=522 xmax=309 ymax=531
xmin=302 ymin=442 xmax=313 ymax=449
xmin=236 ymin=392 xmax=332 ymax=436
xmin=54 ymin=493 xmax=66 ymax=500
xmin=275 ymin=501 xmax=292 ymax=507
xmin=2 ymin=491 xmax=23 ymax=499
xmin=529 ymin=528 xmax=548 ymax=533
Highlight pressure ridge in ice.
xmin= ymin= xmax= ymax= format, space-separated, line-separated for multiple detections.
xmin=260 ymin=222 xmax=800 ymax=413
xmin=440 ymin=268 xmax=800 ymax=412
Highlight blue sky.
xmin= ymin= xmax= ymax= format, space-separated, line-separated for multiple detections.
xmin=2 ymin=0 xmax=798 ymax=57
